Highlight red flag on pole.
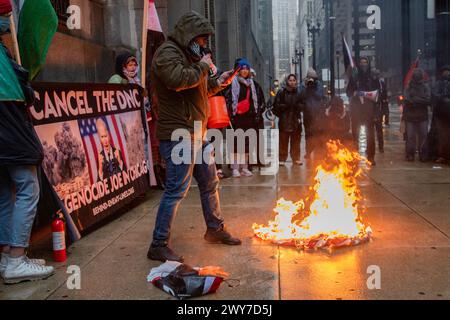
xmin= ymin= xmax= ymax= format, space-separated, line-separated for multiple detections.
xmin=403 ymin=58 xmax=419 ymax=89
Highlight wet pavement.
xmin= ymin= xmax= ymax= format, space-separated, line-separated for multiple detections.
xmin=1 ymin=106 xmax=449 ymax=300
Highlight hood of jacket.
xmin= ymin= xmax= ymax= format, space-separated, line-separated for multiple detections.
xmin=115 ymin=52 xmax=137 ymax=79
xmin=168 ymin=11 xmax=214 ymax=50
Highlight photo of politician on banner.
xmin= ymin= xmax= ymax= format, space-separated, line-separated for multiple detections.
xmin=30 ymin=83 xmax=153 ymax=233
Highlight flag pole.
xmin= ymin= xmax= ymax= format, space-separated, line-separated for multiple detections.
xmin=8 ymin=14 xmax=21 ymax=65
xmin=141 ymin=0 xmax=149 ymax=89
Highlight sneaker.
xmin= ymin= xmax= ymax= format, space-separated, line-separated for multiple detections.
xmin=294 ymin=160 xmax=303 ymax=166
xmin=3 ymin=256 xmax=54 ymax=284
xmin=435 ymin=157 xmax=447 ymax=165
xmin=241 ymin=169 xmax=253 ymax=177
xmin=204 ymin=225 xmax=242 ymax=246
xmin=279 ymin=161 xmax=286 ymax=166
xmin=0 ymin=253 xmax=46 ymax=278
xmin=232 ymin=169 xmax=241 ymax=178
xmin=147 ymin=245 xmax=184 ymax=263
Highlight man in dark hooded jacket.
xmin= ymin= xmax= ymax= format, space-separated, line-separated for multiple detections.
xmin=299 ymin=69 xmax=326 ymax=159
xmin=404 ymin=69 xmax=431 ymax=162
xmin=347 ymin=57 xmax=378 ymax=165
xmin=148 ymin=11 xmax=240 ymax=263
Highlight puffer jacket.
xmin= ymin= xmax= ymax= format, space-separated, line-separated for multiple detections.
xmin=151 ymin=11 xmax=223 ymax=140
xmin=273 ymin=88 xmax=302 ymax=132
xmin=299 ymin=81 xmax=326 ymax=131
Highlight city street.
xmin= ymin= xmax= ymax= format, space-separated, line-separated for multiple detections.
xmin=1 ymin=106 xmax=449 ymax=300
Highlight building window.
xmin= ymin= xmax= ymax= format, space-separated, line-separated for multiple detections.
xmin=50 ymin=0 xmax=70 ymax=22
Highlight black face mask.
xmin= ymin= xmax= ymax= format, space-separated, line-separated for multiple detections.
xmin=188 ymin=42 xmax=204 ymax=60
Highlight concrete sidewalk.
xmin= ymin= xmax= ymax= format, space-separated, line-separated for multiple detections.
xmin=1 ymin=107 xmax=449 ymax=300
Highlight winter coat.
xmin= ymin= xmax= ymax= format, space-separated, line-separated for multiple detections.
xmin=299 ymin=81 xmax=326 ymax=131
xmin=0 ymin=101 xmax=44 ymax=166
xmin=151 ymin=11 xmax=223 ymax=140
xmin=223 ymin=79 xmax=266 ymax=130
xmin=346 ymin=68 xmax=378 ymax=97
xmin=404 ymin=80 xmax=431 ymax=123
xmin=272 ymin=88 xmax=302 ymax=133
xmin=433 ymin=79 xmax=450 ymax=122
xmin=347 ymin=69 xmax=379 ymax=120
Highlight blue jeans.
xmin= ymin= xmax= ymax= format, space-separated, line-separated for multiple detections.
xmin=0 ymin=165 xmax=40 ymax=248
xmin=152 ymin=139 xmax=224 ymax=247
xmin=406 ymin=121 xmax=428 ymax=160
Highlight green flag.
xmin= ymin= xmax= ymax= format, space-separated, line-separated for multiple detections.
xmin=0 ymin=44 xmax=24 ymax=101
xmin=18 ymin=0 xmax=58 ymax=80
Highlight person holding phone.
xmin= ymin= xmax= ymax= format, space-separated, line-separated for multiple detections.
xmin=148 ymin=11 xmax=241 ymax=263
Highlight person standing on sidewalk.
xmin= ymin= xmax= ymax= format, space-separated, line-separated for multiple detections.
xmin=299 ymin=69 xmax=326 ymax=160
xmin=403 ymin=69 xmax=431 ymax=162
xmin=372 ymin=69 xmax=387 ymax=154
xmin=148 ymin=11 xmax=241 ymax=263
xmin=347 ymin=57 xmax=378 ymax=165
xmin=433 ymin=65 xmax=450 ymax=165
xmin=227 ymin=58 xmax=264 ymax=178
xmin=0 ymin=37 xmax=54 ymax=283
xmin=273 ymin=74 xmax=303 ymax=166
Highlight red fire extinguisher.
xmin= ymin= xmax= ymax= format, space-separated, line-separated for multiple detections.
xmin=52 ymin=211 xmax=67 ymax=262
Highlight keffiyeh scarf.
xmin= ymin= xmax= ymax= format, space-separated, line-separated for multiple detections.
xmin=231 ymin=76 xmax=259 ymax=116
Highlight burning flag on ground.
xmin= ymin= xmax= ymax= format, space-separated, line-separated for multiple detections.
xmin=253 ymin=141 xmax=372 ymax=250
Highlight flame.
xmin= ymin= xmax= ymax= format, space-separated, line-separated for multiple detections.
xmin=253 ymin=140 xmax=372 ymax=250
